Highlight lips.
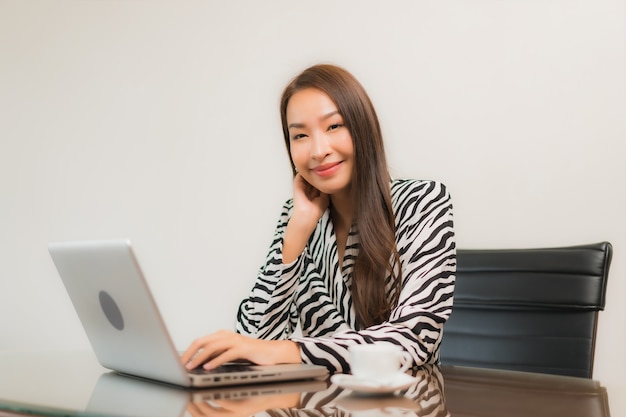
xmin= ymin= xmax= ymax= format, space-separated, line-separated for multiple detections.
xmin=311 ymin=161 xmax=342 ymax=177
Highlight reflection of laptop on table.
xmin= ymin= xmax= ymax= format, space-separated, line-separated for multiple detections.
xmin=88 ymin=372 xmax=327 ymax=417
xmin=48 ymin=239 xmax=327 ymax=388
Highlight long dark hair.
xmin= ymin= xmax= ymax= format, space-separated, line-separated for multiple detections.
xmin=279 ymin=64 xmax=401 ymax=329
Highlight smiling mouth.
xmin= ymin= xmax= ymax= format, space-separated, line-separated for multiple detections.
xmin=312 ymin=162 xmax=342 ymax=177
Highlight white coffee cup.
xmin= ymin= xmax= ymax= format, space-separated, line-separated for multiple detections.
xmin=349 ymin=343 xmax=412 ymax=380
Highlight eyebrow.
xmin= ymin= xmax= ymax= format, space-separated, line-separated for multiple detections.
xmin=288 ymin=110 xmax=341 ymax=130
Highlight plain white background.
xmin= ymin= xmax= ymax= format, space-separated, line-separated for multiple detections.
xmin=1 ymin=0 xmax=625 ymax=413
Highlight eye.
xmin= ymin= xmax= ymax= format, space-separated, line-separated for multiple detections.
xmin=291 ymin=133 xmax=307 ymax=141
xmin=328 ymin=123 xmax=343 ymax=131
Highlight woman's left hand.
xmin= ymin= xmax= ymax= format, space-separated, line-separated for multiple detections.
xmin=181 ymin=330 xmax=302 ymax=370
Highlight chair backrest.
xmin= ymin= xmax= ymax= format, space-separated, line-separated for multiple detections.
xmin=440 ymin=242 xmax=612 ymax=378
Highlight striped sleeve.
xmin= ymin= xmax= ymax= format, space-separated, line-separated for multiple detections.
xmin=235 ymin=200 xmax=303 ymax=340
xmin=292 ymin=180 xmax=456 ymax=372
xmin=236 ymin=201 xmax=353 ymax=341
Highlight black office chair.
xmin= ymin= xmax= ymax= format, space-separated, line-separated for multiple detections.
xmin=440 ymin=242 xmax=612 ymax=378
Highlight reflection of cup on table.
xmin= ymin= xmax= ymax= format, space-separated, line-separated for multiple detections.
xmin=349 ymin=343 xmax=412 ymax=381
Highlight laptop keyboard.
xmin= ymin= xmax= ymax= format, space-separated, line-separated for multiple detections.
xmin=189 ymin=363 xmax=255 ymax=375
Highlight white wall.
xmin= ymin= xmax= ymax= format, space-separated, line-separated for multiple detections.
xmin=1 ymin=0 xmax=624 ymax=411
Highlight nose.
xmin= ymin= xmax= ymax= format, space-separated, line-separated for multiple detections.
xmin=311 ymin=132 xmax=331 ymax=160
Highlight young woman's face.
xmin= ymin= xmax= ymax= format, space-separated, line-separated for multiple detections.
xmin=286 ymin=88 xmax=354 ymax=196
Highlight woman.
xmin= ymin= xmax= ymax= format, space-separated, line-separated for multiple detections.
xmin=182 ymin=64 xmax=455 ymax=373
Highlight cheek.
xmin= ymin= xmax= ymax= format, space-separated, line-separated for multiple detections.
xmin=339 ymin=132 xmax=355 ymax=156
xmin=289 ymin=144 xmax=307 ymax=168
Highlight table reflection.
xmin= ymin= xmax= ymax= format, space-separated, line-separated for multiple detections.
xmin=189 ymin=366 xmax=448 ymax=417
xmin=87 ymin=366 xmax=448 ymax=417
xmin=442 ymin=366 xmax=610 ymax=417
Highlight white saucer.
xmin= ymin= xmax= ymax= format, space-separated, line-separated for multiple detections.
xmin=330 ymin=373 xmax=418 ymax=394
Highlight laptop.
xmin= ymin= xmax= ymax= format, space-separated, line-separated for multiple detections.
xmin=48 ymin=239 xmax=328 ymax=388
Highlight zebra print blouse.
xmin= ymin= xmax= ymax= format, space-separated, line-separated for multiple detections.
xmin=236 ymin=179 xmax=456 ymax=373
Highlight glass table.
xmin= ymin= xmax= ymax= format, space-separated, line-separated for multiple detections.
xmin=0 ymin=350 xmax=612 ymax=417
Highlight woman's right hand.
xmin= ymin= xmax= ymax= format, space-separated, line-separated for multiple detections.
xmin=292 ymin=174 xmax=329 ymax=224
xmin=281 ymin=174 xmax=329 ymax=264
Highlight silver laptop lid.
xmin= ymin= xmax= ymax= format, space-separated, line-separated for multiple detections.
xmin=49 ymin=239 xmax=191 ymax=386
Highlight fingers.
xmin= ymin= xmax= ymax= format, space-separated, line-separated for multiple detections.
xmin=181 ymin=335 xmax=221 ymax=369
xmin=181 ymin=333 xmax=301 ymax=371
xmin=182 ymin=334 xmax=220 ymax=370
xmin=180 ymin=337 xmax=205 ymax=367
xmin=202 ymin=348 xmax=241 ymax=370
xmin=292 ymin=174 xmax=329 ymax=219
xmin=297 ymin=176 xmax=320 ymax=201
xmin=181 ymin=330 xmax=245 ymax=370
